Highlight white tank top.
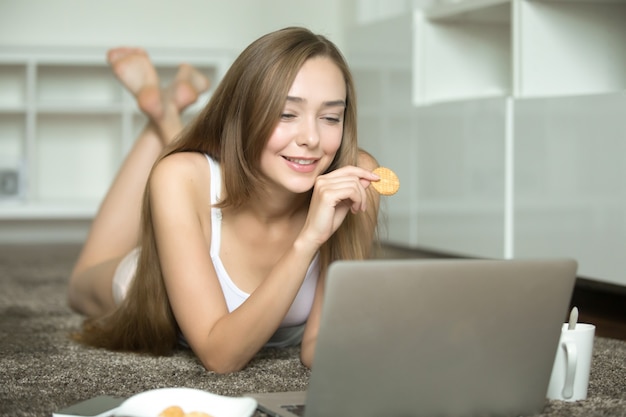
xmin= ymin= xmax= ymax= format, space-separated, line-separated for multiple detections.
xmin=112 ymin=155 xmax=318 ymax=347
xmin=205 ymin=155 xmax=319 ymax=344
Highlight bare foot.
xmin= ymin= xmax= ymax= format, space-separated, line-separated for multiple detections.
xmin=107 ymin=47 xmax=163 ymax=119
xmin=170 ymin=63 xmax=211 ymax=111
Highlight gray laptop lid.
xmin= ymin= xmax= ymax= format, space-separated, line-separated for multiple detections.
xmin=304 ymin=258 xmax=577 ymax=417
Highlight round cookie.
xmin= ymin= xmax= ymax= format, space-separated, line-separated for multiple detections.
xmin=372 ymin=167 xmax=400 ymax=196
xmin=159 ymin=406 xmax=185 ymax=417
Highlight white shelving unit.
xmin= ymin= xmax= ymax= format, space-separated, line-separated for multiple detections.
xmin=0 ymin=46 xmax=233 ymax=229
xmin=414 ymin=0 xmax=626 ymax=105
xmin=349 ymin=0 xmax=626 ymax=286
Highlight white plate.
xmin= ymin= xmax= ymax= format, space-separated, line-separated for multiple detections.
xmin=113 ymin=387 xmax=258 ymax=417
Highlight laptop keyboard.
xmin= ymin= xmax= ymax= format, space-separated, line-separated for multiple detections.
xmin=254 ymin=404 xmax=306 ymax=417
xmin=281 ymin=404 xmax=306 ymax=416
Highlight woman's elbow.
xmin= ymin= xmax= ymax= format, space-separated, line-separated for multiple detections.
xmin=199 ymin=353 xmax=249 ymax=374
xmin=300 ymin=344 xmax=314 ymax=369
xmin=300 ymin=354 xmax=312 ymax=369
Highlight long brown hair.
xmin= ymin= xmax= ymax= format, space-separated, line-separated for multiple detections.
xmin=74 ymin=27 xmax=378 ymax=356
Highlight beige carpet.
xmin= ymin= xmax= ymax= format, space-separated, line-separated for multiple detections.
xmin=1 ymin=244 xmax=625 ymax=417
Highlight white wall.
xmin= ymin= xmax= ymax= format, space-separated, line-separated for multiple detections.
xmin=0 ymin=0 xmax=347 ymax=52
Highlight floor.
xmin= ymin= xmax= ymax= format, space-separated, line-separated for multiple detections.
xmin=3 ymin=242 xmax=626 ymax=341
xmin=570 ymin=280 xmax=626 ymax=341
xmin=378 ymin=243 xmax=626 ymax=342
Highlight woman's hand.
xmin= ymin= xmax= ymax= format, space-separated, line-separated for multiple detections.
xmin=298 ymin=166 xmax=379 ymax=249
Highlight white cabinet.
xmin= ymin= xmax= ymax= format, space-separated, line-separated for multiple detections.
xmin=414 ymin=97 xmax=509 ymax=259
xmin=513 ymin=92 xmax=626 ymax=285
xmin=0 ymin=46 xmax=233 ymax=227
xmin=348 ymin=0 xmax=626 ymax=286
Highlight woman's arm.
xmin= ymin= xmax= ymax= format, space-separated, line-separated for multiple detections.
xmin=150 ymin=151 xmax=380 ymax=373
xmin=300 ymin=150 xmax=380 ymax=368
xmin=149 ymin=153 xmax=321 ymax=373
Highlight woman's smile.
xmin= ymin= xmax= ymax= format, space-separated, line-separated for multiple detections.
xmin=283 ymin=156 xmax=320 ymax=173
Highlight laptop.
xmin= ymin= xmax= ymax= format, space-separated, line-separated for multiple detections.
xmin=249 ymin=258 xmax=577 ymax=417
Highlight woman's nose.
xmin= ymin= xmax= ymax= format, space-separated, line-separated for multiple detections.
xmin=296 ymin=118 xmax=320 ymax=147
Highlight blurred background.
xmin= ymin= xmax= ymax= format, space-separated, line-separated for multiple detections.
xmin=0 ymin=0 xmax=625 ymax=295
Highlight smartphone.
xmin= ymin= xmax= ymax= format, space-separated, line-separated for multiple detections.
xmin=53 ymin=395 xmax=126 ymax=417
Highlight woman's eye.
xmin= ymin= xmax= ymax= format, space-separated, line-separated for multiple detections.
xmin=281 ymin=113 xmax=296 ymax=120
xmin=323 ymin=116 xmax=341 ymax=124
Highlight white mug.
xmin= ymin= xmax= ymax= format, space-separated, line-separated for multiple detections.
xmin=546 ymin=323 xmax=595 ymax=401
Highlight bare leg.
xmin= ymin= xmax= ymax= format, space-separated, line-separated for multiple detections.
xmin=68 ymin=48 xmax=210 ymax=316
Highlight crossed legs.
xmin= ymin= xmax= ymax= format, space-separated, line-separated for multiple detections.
xmin=68 ymin=47 xmax=210 ymax=317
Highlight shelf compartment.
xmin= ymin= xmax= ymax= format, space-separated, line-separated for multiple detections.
xmin=414 ymin=2 xmax=511 ymax=105
xmin=0 ymin=114 xmax=25 ymax=161
xmin=0 ymin=64 xmax=28 ymax=107
xmin=0 ymin=114 xmax=26 ymax=201
xmin=34 ymin=114 xmax=122 ymax=203
xmin=37 ymin=64 xmax=123 ymax=106
xmin=515 ymin=0 xmax=626 ymax=98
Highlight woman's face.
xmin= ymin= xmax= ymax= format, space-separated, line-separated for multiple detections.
xmin=260 ymin=56 xmax=346 ymax=195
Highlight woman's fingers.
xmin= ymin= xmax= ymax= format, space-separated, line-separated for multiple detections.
xmin=301 ymin=165 xmax=382 ymax=247
xmin=315 ymin=169 xmax=372 ymax=212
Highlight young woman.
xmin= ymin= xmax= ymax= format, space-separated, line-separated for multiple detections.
xmin=68 ymin=27 xmax=380 ymax=374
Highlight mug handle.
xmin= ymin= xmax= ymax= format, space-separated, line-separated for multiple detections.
xmin=561 ymin=341 xmax=578 ymax=399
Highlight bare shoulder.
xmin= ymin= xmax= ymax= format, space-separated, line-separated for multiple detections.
xmin=151 ymin=152 xmax=210 ymax=184
xmin=153 ymin=151 xmax=208 ymax=176
xmin=357 ymin=148 xmax=379 ymax=171
xmin=150 ymin=152 xmax=212 ymax=201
